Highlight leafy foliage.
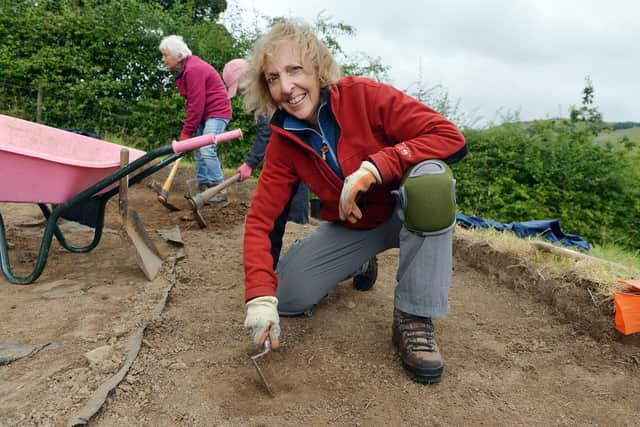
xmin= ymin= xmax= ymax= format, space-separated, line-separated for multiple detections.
xmin=0 ymin=0 xmax=238 ymax=151
xmin=454 ymin=117 xmax=640 ymax=251
xmin=149 ymin=0 xmax=227 ymax=21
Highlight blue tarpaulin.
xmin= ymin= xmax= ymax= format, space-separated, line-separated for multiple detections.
xmin=455 ymin=213 xmax=591 ymax=252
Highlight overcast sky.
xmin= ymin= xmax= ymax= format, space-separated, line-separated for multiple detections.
xmin=220 ymin=0 xmax=639 ymax=127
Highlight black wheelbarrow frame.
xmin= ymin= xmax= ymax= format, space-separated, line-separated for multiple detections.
xmin=0 ymin=130 xmax=242 ymax=285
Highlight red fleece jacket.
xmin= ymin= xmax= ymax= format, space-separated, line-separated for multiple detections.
xmin=175 ymin=55 xmax=231 ymax=136
xmin=243 ymin=76 xmax=466 ymax=301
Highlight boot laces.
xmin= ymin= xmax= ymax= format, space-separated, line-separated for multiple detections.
xmin=399 ymin=315 xmax=436 ymax=352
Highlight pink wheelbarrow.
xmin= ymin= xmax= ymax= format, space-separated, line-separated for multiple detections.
xmin=0 ymin=114 xmax=242 ymax=284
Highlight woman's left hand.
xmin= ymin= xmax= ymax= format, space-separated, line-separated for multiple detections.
xmin=237 ymin=163 xmax=253 ymax=181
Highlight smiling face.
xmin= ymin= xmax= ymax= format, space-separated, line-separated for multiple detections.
xmin=263 ymin=41 xmax=321 ymax=127
xmin=161 ymin=49 xmax=182 ymax=71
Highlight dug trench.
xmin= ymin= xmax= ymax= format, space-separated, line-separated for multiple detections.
xmin=1 ymin=165 xmax=638 ymax=426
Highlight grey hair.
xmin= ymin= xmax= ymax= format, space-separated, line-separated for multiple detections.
xmin=159 ymin=35 xmax=192 ymax=60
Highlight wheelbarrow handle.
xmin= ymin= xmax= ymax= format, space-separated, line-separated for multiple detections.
xmin=171 ymin=129 xmax=243 ymax=154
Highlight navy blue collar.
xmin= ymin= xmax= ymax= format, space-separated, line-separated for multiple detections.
xmin=283 ymin=89 xmax=331 ymax=132
xmin=280 ymin=89 xmax=343 ymax=178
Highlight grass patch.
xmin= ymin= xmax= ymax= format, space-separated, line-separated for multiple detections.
xmin=594 ymin=126 xmax=640 ymax=144
xmin=456 ymin=226 xmax=640 ymax=300
xmin=591 ymin=243 xmax=640 ymax=271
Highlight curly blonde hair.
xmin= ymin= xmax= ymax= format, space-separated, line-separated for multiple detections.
xmin=243 ymin=19 xmax=342 ymax=118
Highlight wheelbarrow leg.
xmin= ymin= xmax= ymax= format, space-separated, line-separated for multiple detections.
xmin=38 ymin=202 xmax=106 ymax=253
xmin=0 ymin=210 xmax=58 ymax=284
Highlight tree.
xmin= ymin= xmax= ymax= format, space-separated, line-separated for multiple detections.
xmin=569 ymin=75 xmax=609 ymax=136
xmin=149 ymin=0 xmax=227 ymax=21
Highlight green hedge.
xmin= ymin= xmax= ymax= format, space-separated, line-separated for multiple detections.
xmin=453 ymin=120 xmax=640 ymax=250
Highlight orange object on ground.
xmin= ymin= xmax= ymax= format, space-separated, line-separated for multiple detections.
xmin=613 ymin=279 xmax=640 ymax=335
xmin=617 ymin=279 xmax=640 ymax=291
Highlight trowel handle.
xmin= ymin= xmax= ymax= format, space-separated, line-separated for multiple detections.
xmin=171 ymin=128 xmax=243 ymax=154
xmin=251 ymin=337 xmax=272 ymax=359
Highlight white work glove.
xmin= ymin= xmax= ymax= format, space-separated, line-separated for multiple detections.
xmin=339 ymin=161 xmax=382 ymax=223
xmin=244 ymin=296 xmax=280 ymax=349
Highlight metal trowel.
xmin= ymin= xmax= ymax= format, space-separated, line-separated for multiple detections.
xmin=250 ymin=337 xmax=274 ymax=396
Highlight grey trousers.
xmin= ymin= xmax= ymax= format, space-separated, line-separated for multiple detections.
xmin=276 ymin=206 xmax=454 ymax=318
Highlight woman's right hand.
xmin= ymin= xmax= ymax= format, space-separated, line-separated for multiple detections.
xmin=237 ymin=163 xmax=253 ymax=181
xmin=244 ymin=296 xmax=280 ymax=349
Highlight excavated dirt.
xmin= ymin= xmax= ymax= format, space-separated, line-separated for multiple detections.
xmin=1 ymin=165 xmax=639 ymax=427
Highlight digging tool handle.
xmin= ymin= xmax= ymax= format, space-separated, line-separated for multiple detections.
xmin=196 ymin=173 xmax=241 ymax=207
xmin=172 ymin=129 xmax=243 ymax=154
xmin=119 ymin=149 xmax=129 ymax=217
xmin=161 ymin=158 xmax=181 ymax=193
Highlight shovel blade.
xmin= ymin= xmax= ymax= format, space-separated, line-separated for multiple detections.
xmin=123 ymin=210 xmax=163 ymax=280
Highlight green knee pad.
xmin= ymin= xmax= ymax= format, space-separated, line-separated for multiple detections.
xmin=395 ymin=160 xmax=456 ymax=232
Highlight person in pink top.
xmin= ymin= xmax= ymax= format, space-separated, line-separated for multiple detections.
xmin=159 ymin=35 xmax=232 ymax=203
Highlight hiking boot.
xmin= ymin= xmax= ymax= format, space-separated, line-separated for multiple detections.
xmin=198 ymin=183 xmax=227 ymax=205
xmin=186 ymin=179 xmax=199 ymax=197
xmin=352 ymin=256 xmax=377 ymax=291
xmin=392 ymin=308 xmax=443 ymax=384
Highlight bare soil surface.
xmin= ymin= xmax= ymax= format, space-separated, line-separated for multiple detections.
xmin=1 ymin=165 xmax=639 ymax=427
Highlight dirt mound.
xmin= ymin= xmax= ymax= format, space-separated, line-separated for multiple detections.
xmin=1 ymin=165 xmax=639 ymax=426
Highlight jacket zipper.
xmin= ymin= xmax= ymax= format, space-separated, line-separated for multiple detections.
xmin=272 ymin=126 xmax=343 ymax=193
